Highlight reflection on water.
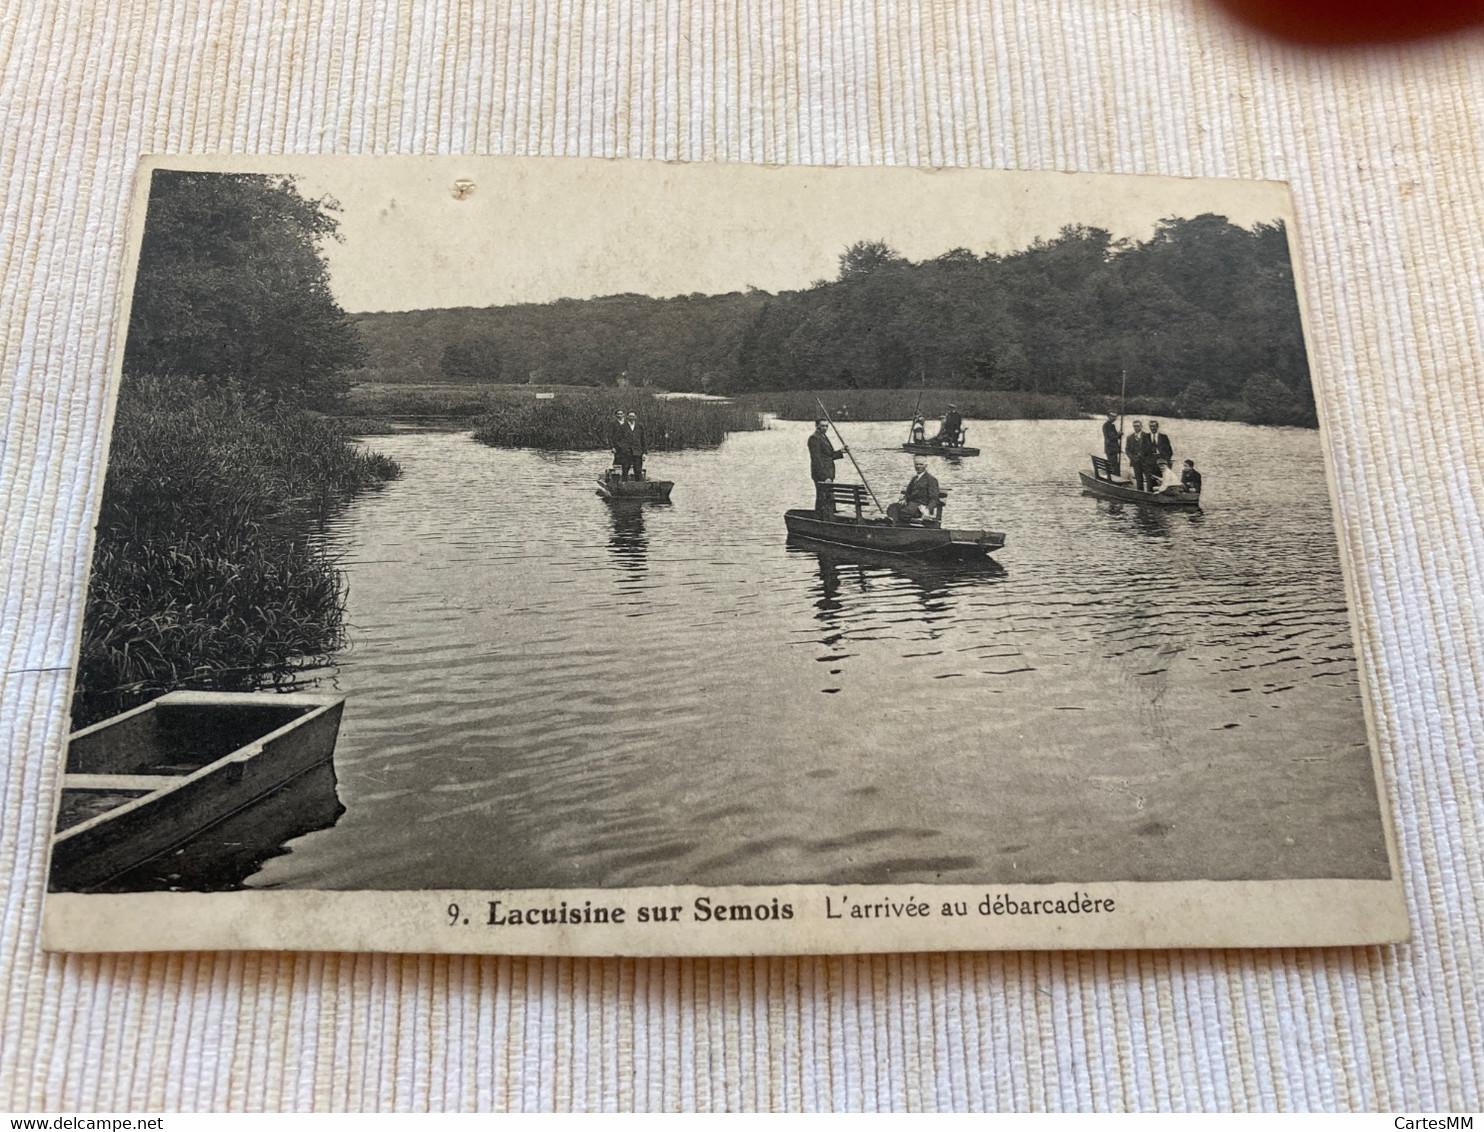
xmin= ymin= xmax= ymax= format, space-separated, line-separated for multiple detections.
xmin=795 ymin=540 xmax=1008 ymax=643
xmin=90 ymin=763 xmax=344 ymax=893
xmin=250 ymin=418 xmax=1389 ymax=890
xmin=1093 ymin=499 xmax=1208 ymax=540
xmin=605 ymin=499 xmax=650 ymax=576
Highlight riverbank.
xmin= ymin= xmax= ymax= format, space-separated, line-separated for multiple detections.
xmin=73 ymin=375 xmax=402 ymax=728
xmin=742 ymin=388 xmax=1087 ymax=422
xmin=336 ymin=380 xmax=540 ymax=423
xmin=333 ymin=380 xmax=1316 ymax=435
xmin=333 ymin=382 xmax=765 ymax=450
xmin=470 ymin=387 xmax=763 ymax=450
xmin=738 ymin=387 xmax=1315 ymax=426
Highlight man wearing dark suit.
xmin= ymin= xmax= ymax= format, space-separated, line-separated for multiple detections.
xmin=1126 ymin=420 xmax=1155 ymax=491
xmin=608 ymin=409 xmax=628 ymax=469
xmin=1102 ymin=411 xmax=1122 ymax=474
xmin=808 ymin=420 xmax=847 ymax=518
xmin=618 ymin=411 xmax=647 ymax=479
xmin=1148 ymin=420 xmax=1174 ymax=472
xmin=929 ymin=404 xmax=963 ymax=447
xmin=1181 ymin=460 xmax=1202 ymax=495
xmin=887 ymin=457 xmax=941 ymax=524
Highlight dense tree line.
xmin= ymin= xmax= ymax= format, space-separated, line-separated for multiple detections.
xmin=125 ymin=170 xmax=366 ymax=408
xmin=354 ymin=290 xmax=769 ymax=393
xmin=354 ymin=213 xmax=1314 ymax=426
xmin=733 ymin=216 xmax=1313 ymax=424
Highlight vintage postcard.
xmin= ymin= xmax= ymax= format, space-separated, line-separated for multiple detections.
xmin=42 ymin=155 xmax=1405 ymax=954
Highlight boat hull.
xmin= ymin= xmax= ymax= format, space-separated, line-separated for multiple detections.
xmin=784 ymin=509 xmax=1004 ymax=559
xmin=597 ymin=477 xmax=673 ymax=501
xmin=1078 ymin=470 xmax=1200 ymax=507
xmin=789 ymin=536 xmax=1007 ymax=579
xmin=901 ymin=443 xmax=980 ymax=457
xmin=50 ymin=691 xmax=345 ymax=892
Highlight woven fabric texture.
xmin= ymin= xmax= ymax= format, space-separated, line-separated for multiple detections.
xmin=2 ymin=0 xmax=1482 ymax=1112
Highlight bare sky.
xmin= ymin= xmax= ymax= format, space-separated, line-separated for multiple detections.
xmin=154 ymin=156 xmax=1296 ymax=313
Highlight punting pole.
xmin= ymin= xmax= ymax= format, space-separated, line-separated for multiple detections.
xmin=1119 ymin=368 xmax=1127 ymax=441
xmin=816 ymin=397 xmax=885 ymax=515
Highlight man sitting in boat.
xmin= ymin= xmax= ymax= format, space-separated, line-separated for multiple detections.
xmin=887 ymin=457 xmax=941 ymax=524
xmin=928 ymin=405 xmax=964 ymax=447
xmin=1180 ymin=459 xmax=1202 ymax=495
xmin=1149 ymin=455 xmax=1200 ymax=497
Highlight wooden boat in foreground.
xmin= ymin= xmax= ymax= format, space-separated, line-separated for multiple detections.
xmin=596 ymin=468 xmax=673 ymax=501
xmin=1079 ymin=456 xmax=1200 ymax=507
xmin=50 ymin=691 xmax=345 ymax=891
xmin=784 ymin=484 xmax=1005 ymax=560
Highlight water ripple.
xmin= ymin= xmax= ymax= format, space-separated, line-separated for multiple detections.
xmin=252 ymin=420 xmax=1390 ymax=890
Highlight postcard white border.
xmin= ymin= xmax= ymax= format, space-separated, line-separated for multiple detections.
xmin=41 ymin=155 xmax=1407 ymax=955
xmin=46 ymin=880 xmax=1407 ymax=954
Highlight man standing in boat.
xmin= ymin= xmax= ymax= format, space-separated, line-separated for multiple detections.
xmin=1102 ymin=410 xmax=1122 ymax=474
xmin=887 ymin=457 xmax=941 ymax=524
xmin=929 ymin=404 xmax=963 ymax=448
xmin=608 ymin=408 xmax=628 ymax=471
xmin=808 ymin=419 xmax=847 ymax=518
xmin=618 ymin=410 xmax=647 ymax=480
xmin=1126 ymin=420 xmax=1154 ymax=491
xmin=1148 ymin=420 xmax=1174 ymax=478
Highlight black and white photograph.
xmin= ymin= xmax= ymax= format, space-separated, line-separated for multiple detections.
xmin=43 ymin=156 xmax=1404 ymax=954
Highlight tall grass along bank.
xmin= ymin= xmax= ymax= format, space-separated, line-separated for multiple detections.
xmin=337 ymin=381 xmax=509 ymax=422
xmin=471 ymin=388 xmax=763 ymax=451
xmin=74 ymin=375 xmax=401 ymax=728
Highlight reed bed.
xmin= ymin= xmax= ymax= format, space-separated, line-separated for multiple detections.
xmin=340 ymin=381 xmax=509 ymax=420
xmin=744 ymin=388 xmax=1089 ymax=422
xmin=330 ymin=415 xmax=399 ymax=435
xmin=73 ymin=376 xmax=402 ymax=727
xmin=76 ymin=532 xmax=348 ymax=726
xmin=471 ymin=388 xmax=763 ymax=450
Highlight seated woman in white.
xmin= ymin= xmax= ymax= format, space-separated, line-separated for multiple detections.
xmin=1152 ymin=461 xmax=1184 ymax=494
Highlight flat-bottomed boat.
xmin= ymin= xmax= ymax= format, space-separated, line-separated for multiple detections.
xmin=50 ymin=691 xmax=345 ymax=891
xmin=901 ymin=442 xmax=981 ymax=458
xmin=1079 ymin=456 xmax=1200 ymax=507
xmin=784 ymin=483 xmax=1004 ymax=560
xmin=596 ymin=469 xmax=673 ymax=501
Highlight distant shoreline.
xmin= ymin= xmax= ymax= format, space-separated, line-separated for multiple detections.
xmin=332 ymin=381 xmax=1319 ymax=432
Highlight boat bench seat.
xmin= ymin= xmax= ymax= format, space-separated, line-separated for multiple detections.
xmin=821 ymin=483 xmax=871 ymax=519
xmin=822 ymin=483 xmax=949 ymax=522
xmin=1090 ymin=455 xmax=1122 ymax=482
xmin=931 ymin=489 xmax=949 ymax=521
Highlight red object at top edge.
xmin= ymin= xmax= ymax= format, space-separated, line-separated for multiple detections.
xmin=1213 ymin=0 xmax=1484 ymax=43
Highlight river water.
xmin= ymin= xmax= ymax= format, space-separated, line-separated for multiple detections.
xmin=251 ymin=417 xmax=1389 ymax=889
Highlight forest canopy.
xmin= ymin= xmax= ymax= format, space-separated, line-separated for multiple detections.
xmin=351 ymin=213 xmax=1315 ymax=426
xmin=79 ymin=170 xmax=397 ymax=728
xmin=124 ymin=170 xmax=366 ymax=408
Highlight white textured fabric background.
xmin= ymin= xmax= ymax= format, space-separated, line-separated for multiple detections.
xmin=2 ymin=0 xmax=1482 ymax=1112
